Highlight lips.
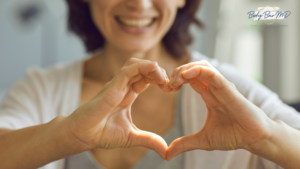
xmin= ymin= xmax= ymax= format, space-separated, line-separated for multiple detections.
xmin=116 ymin=17 xmax=156 ymax=28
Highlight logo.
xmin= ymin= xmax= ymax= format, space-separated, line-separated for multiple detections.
xmin=247 ymin=6 xmax=291 ymax=25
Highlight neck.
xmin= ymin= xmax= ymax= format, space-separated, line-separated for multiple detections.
xmin=84 ymin=43 xmax=188 ymax=83
xmin=102 ymin=43 xmax=166 ymax=76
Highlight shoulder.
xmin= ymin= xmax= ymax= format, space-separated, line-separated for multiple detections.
xmin=16 ymin=59 xmax=83 ymax=105
xmin=0 ymin=60 xmax=83 ymax=129
xmin=23 ymin=60 xmax=82 ymax=87
xmin=1 ymin=60 xmax=83 ymax=115
xmin=13 ymin=59 xmax=83 ymax=97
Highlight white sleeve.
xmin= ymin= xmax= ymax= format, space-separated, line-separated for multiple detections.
xmin=0 ymin=68 xmax=51 ymax=129
xmin=216 ymin=63 xmax=299 ymax=169
xmin=217 ymin=63 xmax=300 ymax=129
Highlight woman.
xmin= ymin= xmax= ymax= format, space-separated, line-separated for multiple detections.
xmin=0 ymin=0 xmax=300 ymax=169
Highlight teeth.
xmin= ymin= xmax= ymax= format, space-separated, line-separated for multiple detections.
xmin=118 ymin=17 xmax=153 ymax=27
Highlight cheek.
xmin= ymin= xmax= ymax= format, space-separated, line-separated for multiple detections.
xmin=89 ymin=0 xmax=115 ymax=39
xmin=156 ymin=1 xmax=178 ymax=37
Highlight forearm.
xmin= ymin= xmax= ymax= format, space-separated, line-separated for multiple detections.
xmin=0 ymin=116 xmax=89 ymax=169
xmin=248 ymin=120 xmax=300 ymax=169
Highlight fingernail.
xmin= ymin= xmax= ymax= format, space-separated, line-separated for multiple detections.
xmin=163 ymin=83 xmax=168 ymax=90
xmin=160 ymin=68 xmax=168 ymax=81
xmin=181 ymin=70 xmax=187 ymax=77
xmin=164 ymin=71 xmax=169 ymax=81
xmin=169 ymin=83 xmax=177 ymax=89
xmin=169 ymin=74 xmax=177 ymax=84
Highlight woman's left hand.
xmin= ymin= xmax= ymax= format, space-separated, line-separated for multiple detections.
xmin=166 ymin=61 xmax=275 ymax=160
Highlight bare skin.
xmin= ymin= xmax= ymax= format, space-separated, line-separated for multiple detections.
xmin=81 ymin=44 xmax=189 ymax=169
xmin=1 ymin=59 xmax=300 ymax=169
xmin=1 ymin=0 xmax=300 ymax=169
xmin=166 ymin=61 xmax=300 ymax=169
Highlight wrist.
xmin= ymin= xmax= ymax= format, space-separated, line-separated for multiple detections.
xmin=47 ymin=116 xmax=92 ymax=154
xmin=245 ymin=119 xmax=283 ymax=160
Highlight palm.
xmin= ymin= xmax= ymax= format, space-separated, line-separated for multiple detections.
xmin=97 ymin=107 xmax=134 ymax=149
xmin=200 ymin=109 xmax=242 ymax=150
xmin=67 ymin=59 xmax=170 ymax=159
xmin=167 ymin=61 xmax=272 ymax=160
xmin=67 ymin=84 xmax=133 ymax=148
xmin=194 ymin=81 xmax=269 ymax=151
xmin=91 ymin=86 xmax=142 ymax=149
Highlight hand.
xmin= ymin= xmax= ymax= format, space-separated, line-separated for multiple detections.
xmin=167 ymin=60 xmax=274 ymax=160
xmin=65 ymin=58 xmax=171 ymax=159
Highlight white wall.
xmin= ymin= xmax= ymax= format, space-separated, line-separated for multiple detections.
xmin=0 ymin=0 xmax=85 ymax=100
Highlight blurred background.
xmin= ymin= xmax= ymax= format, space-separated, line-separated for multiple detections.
xmin=0 ymin=0 xmax=299 ymax=110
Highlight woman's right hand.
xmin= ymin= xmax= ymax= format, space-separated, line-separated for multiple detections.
xmin=64 ymin=58 xmax=170 ymax=159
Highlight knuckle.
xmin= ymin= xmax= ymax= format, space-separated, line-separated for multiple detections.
xmin=207 ymin=73 xmax=216 ymax=83
xmin=200 ymin=60 xmax=210 ymax=65
xmin=174 ymin=67 xmax=181 ymax=72
xmin=174 ymin=67 xmax=183 ymax=74
xmin=178 ymin=67 xmax=184 ymax=72
xmin=128 ymin=57 xmax=136 ymax=62
xmin=126 ymin=58 xmax=137 ymax=65
xmin=102 ymin=90 xmax=119 ymax=108
xmin=150 ymin=61 xmax=158 ymax=67
xmin=119 ymin=67 xmax=128 ymax=74
xmin=147 ymin=62 xmax=158 ymax=71
xmin=118 ymin=67 xmax=131 ymax=79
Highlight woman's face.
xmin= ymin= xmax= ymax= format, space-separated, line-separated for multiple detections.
xmin=86 ymin=0 xmax=185 ymax=52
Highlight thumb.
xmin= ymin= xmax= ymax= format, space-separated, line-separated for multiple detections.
xmin=167 ymin=133 xmax=205 ymax=161
xmin=129 ymin=129 xmax=168 ymax=159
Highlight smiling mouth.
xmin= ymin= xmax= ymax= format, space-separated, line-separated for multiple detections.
xmin=116 ymin=17 xmax=156 ymax=28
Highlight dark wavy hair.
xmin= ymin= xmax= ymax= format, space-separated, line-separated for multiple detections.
xmin=66 ymin=0 xmax=203 ymax=59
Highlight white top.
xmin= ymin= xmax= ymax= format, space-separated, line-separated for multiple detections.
xmin=1 ymin=51 xmax=300 ymax=169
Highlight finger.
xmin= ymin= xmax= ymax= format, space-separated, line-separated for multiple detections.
xmin=120 ymin=77 xmax=156 ymax=107
xmin=124 ymin=57 xmax=151 ymax=66
xmin=91 ymin=62 xmax=158 ymax=113
xmin=149 ymin=67 xmax=169 ymax=85
xmin=129 ymin=129 xmax=168 ymax=160
xmin=158 ymin=83 xmax=173 ymax=92
xmin=188 ymin=78 xmax=223 ymax=107
xmin=170 ymin=60 xmax=211 ymax=80
xmin=124 ymin=58 xmax=170 ymax=91
xmin=171 ymin=85 xmax=182 ymax=92
xmin=182 ymin=65 xmax=240 ymax=107
xmin=169 ymin=67 xmax=190 ymax=89
xmin=132 ymin=77 xmax=150 ymax=94
xmin=169 ymin=74 xmax=188 ymax=89
xmin=124 ymin=58 xmax=158 ymax=82
xmin=169 ymin=61 xmax=211 ymax=89
xmin=113 ymin=62 xmax=157 ymax=89
xmin=157 ymin=68 xmax=172 ymax=92
xmin=166 ymin=133 xmax=200 ymax=161
xmin=181 ymin=65 xmax=225 ymax=89
xmin=144 ymin=78 xmax=156 ymax=84
xmin=129 ymin=74 xmax=143 ymax=85
xmin=124 ymin=58 xmax=169 ymax=86
xmin=145 ymin=67 xmax=170 ymax=92
xmin=119 ymin=80 xmax=150 ymax=107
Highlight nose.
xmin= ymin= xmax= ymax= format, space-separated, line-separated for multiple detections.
xmin=126 ymin=0 xmax=153 ymax=11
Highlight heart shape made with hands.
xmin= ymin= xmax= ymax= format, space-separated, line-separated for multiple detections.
xmin=70 ymin=58 xmax=268 ymax=163
xmin=164 ymin=61 xmax=269 ymax=161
